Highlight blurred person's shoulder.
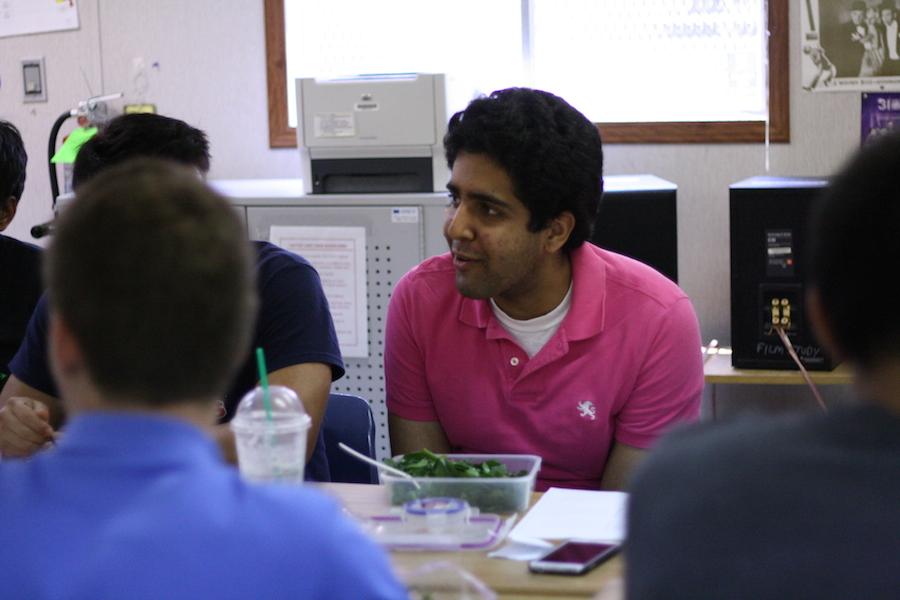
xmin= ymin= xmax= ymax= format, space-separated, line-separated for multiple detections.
xmin=633 ymin=404 xmax=900 ymax=492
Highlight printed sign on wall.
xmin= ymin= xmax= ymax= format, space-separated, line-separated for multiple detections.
xmin=269 ymin=226 xmax=369 ymax=358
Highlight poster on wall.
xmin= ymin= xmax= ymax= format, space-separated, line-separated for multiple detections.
xmin=860 ymin=92 xmax=900 ymax=142
xmin=802 ymin=0 xmax=900 ymax=92
xmin=0 ymin=0 xmax=79 ymax=39
xmin=269 ymin=225 xmax=369 ymax=359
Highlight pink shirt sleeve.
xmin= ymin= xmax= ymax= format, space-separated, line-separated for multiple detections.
xmin=384 ymin=273 xmax=440 ymax=421
xmin=613 ymin=296 xmax=704 ymax=448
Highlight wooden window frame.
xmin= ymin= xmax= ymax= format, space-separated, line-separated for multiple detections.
xmin=264 ymin=0 xmax=788 ymax=147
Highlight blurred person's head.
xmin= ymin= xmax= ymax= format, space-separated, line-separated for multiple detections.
xmin=0 ymin=120 xmax=28 ymax=231
xmin=807 ymin=132 xmax=900 ymax=401
xmin=72 ymin=113 xmax=210 ymax=190
xmin=47 ymin=159 xmax=255 ymax=412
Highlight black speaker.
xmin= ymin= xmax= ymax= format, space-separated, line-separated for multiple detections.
xmin=729 ymin=176 xmax=837 ymax=370
xmin=593 ymin=175 xmax=678 ymax=283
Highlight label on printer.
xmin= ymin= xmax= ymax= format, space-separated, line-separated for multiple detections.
xmin=391 ymin=207 xmax=419 ymax=223
xmin=314 ymin=113 xmax=355 ymax=138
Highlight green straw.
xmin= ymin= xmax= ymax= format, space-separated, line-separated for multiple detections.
xmin=255 ymin=347 xmax=273 ymax=422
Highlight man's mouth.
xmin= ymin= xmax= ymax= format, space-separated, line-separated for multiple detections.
xmin=452 ymin=251 xmax=481 ymax=269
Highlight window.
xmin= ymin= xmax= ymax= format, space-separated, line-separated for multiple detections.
xmin=265 ymin=0 xmax=788 ymax=147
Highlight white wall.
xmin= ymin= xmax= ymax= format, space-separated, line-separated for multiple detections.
xmin=0 ymin=0 xmax=860 ymax=413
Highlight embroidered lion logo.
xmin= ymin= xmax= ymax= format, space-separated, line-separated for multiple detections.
xmin=577 ymin=400 xmax=596 ymax=421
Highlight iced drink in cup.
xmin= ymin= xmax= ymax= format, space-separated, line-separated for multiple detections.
xmin=230 ymin=385 xmax=311 ymax=485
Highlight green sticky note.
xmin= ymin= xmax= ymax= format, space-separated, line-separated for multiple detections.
xmin=50 ymin=126 xmax=98 ymax=164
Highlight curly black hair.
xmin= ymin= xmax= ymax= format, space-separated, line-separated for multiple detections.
xmin=443 ymin=88 xmax=603 ymax=252
xmin=0 ymin=120 xmax=27 ymax=203
xmin=72 ymin=113 xmax=210 ymax=190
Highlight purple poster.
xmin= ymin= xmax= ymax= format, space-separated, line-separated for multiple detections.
xmin=861 ymin=92 xmax=900 ymax=143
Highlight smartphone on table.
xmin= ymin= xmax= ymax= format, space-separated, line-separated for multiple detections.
xmin=528 ymin=540 xmax=621 ymax=575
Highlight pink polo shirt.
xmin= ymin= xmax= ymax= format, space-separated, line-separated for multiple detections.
xmin=385 ymin=243 xmax=703 ymax=491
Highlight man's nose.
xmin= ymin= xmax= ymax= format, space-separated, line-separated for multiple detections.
xmin=444 ymin=203 xmax=474 ymax=240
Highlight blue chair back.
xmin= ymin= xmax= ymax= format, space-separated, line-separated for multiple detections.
xmin=322 ymin=393 xmax=378 ymax=484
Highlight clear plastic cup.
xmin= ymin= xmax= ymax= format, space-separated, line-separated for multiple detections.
xmin=230 ymin=385 xmax=311 ymax=485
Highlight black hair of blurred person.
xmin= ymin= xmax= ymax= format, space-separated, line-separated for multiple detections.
xmin=71 ymin=113 xmax=210 ymax=190
xmin=47 ymin=159 xmax=256 ymax=406
xmin=0 ymin=120 xmax=28 ymax=230
xmin=807 ymin=131 xmax=900 ymax=369
xmin=443 ymin=88 xmax=604 ymax=253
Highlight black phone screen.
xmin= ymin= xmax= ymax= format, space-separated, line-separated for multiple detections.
xmin=540 ymin=542 xmax=618 ymax=564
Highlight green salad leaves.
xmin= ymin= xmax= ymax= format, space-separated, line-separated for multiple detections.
xmin=384 ymin=449 xmax=526 ymax=479
xmin=383 ymin=449 xmax=530 ymax=513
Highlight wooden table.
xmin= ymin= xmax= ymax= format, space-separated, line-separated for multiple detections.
xmin=703 ymin=350 xmax=854 ymax=418
xmin=316 ymin=483 xmax=621 ymax=599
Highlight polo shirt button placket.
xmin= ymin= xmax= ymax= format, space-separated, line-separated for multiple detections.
xmin=510 ymin=356 xmax=520 ymax=366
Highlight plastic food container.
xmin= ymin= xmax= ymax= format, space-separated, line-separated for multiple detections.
xmin=380 ymin=454 xmax=542 ymax=514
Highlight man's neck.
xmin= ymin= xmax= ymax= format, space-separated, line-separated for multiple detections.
xmin=493 ymin=251 xmax=573 ymax=320
xmin=68 ymin=391 xmax=218 ymax=430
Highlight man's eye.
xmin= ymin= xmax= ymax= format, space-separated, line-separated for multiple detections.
xmin=481 ymin=203 xmax=499 ymax=217
xmin=446 ymin=193 xmax=460 ymax=208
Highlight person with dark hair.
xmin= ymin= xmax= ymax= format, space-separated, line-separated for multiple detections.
xmin=0 ymin=120 xmax=42 ymax=388
xmin=0 ymin=160 xmax=406 ymax=599
xmin=0 ymin=114 xmax=342 ymax=483
xmin=386 ymin=88 xmax=703 ymax=491
xmin=70 ymin=112 xmax=210 ymax=187
xmin=626 ymin=134 xmax=900 ymax=599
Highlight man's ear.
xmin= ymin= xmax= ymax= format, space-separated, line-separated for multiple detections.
xmin=806 ymin=287 xmax=843 ymax=362
xmin=0 ymin=196 xmax=18 ymax=230
xmin=544 ymin=210 xmax=576 ymax=253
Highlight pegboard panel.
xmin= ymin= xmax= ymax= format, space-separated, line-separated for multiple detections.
xmin=244 ymin=197 xmax=446 ymax=460
xmin=330 ymin=240 xmax=399 ymax=460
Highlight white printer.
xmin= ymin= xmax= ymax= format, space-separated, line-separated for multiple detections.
xmin=295 ymin=73 xmax=448 ymax=194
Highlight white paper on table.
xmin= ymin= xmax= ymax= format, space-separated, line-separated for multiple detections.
xmin=269 ymin=225 xmax=368 ymax=358
xmin=508 ymin=487 xmax=627 ymax=543
xmin=487 ymin=538 xmax=553 ymax=561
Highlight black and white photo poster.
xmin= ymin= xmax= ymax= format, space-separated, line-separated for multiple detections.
xmin=803 ymin=0 xmax=900 ymax=91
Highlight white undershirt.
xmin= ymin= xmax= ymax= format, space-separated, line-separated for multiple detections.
xmin=490 ymin=283 xmax=573 ymax=358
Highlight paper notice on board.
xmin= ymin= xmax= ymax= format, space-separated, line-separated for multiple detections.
xmin=269 ymin=226 xmax=368 ymax=358
xmin=0 ymin=0 xmax=80 ymax=39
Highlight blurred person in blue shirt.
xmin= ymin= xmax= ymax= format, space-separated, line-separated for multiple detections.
xmin=0 ymin=160 xmax=406 ymax=600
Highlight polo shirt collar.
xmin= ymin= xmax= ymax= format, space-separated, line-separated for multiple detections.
xmin=52 ymin=411 xmax=223 ymax=467
xmin=457 ymin=244 xmax=607 ymax=341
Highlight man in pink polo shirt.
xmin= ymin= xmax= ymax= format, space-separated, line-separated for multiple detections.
xmin=385 ymin=88 xmax=703 ymax=491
